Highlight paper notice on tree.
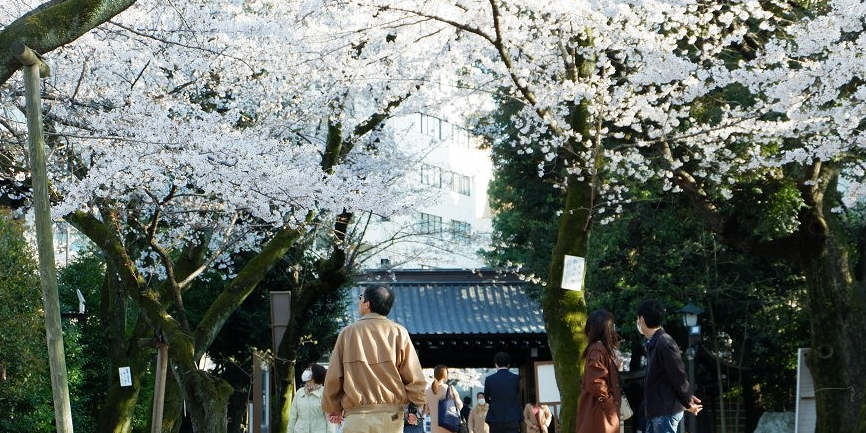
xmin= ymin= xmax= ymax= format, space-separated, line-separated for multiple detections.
xmin=561 ymin=255 xmax=586 ymax=291
xmin=119 ymin=366 xmax=132 ymax=387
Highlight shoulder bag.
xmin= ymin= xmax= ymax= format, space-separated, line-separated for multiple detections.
xmin=620 ymin=395 xmax=634 ymax=420
xmin=610 ymin=356 xmax=634 ymax=420
xmin=438 ymin=385 xmax=461 ymax=432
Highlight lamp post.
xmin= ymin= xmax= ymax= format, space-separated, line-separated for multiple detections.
xmin=678 ymin=302 xmax=703 ymax=433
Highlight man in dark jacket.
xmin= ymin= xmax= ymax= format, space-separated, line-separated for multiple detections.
xmin=636 ymin=299 xmax=703 ymax=433
xmin=484 ymin=352 xmax=523 ymax=433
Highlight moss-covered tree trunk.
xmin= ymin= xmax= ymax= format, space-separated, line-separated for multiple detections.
xmin=542 ymin=35 xmax=597 ymax=429
xmin=544 ymin=172 xmax=593 ymax=433
xmin=95 ymin=318 xmax=151 ymax=433
xmin=171 ymin=334 xmax=234 ymax=433
xmin=95 ymin=262 xmax=149 ymax=433
xmin=799 ymin=235 xmax=866 ymax=433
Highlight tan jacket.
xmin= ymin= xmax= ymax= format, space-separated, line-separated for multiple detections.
xmin=523 ymin=403 xmax=552 ymax=433
xmin=468 ymin=403 xmax=489 ymax=433
xmin=322 ymin=313 xmax=426 ymax=414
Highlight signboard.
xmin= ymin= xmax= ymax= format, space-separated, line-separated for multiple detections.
xmin=535 ymin=362 xmax=561 ymax=404
xmin=561 ymin=255 xmax=586 ymax=291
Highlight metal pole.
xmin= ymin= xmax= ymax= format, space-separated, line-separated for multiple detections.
xmin=12 ymin=41 xmax=74 ymax=433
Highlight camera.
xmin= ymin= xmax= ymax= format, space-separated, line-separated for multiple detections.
xmin=407 ymin=402 xmax=420 ymax=417
xmin=405 ymin=402 xmax=420 ymax=425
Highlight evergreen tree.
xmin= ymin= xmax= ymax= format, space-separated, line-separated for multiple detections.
xmin=0 ymin=211 xmax=54 ymax=432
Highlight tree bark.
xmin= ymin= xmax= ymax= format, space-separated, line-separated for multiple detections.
xmin=795 ymin=209 xmax=866 ymax=433
xmin=544 ymin=173 xmax=593 ymax=433
xmin=95 ymin=316 xmax=151 ymax=433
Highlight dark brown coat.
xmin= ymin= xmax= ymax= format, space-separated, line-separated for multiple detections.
xmin=576 ymin=342 xmax=621 ymax=433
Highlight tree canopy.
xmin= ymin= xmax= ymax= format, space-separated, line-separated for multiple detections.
xmin=2 ymin=0 xmax=865 ymax=431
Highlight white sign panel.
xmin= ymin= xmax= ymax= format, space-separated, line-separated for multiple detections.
xmin=118 ymin=366 xmax=132 ymax=387
xmin=561 ymin=255 xmax=586 ymax=291
xmin=535 ymin=362 xmax=561 ymax=404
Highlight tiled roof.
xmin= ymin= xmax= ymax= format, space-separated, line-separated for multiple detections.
xmin=348 ymin=269 xmax=546 ymax=336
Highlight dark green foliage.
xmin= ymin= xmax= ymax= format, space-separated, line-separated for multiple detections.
xmin=58 ymin=252 xmax=106 ymax=433
xmin=0 ymin=211 xmax=54 ymax=432
xmin=585 ymin=193 xmax=809 ymax=410
xmin=57 ymin=250 xmax=154 ymax=433
xmin=480 ymin=95 xmax=562 ymax=300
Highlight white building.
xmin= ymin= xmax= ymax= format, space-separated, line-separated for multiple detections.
xmin=355 ymin=113 xmax=494 ymax=270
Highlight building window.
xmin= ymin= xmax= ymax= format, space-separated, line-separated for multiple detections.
xmin=420 ymin=163 xmax=442 ymax=187
xmin=419 ymin=213 xmax=443 ymax=234
xmin=420 ymin=113 xmax=441 ymax=137
xmin=450 ymin=220 xmax=471 ymax=241
xmin=453 ymin=126 xmax=472 ymax=148
xmin=452 ymin=173 xmax=470 ymax=195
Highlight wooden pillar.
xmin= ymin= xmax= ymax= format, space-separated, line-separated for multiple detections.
xmin=151 ymin=343 xmax=169 ymax=433
xmin=11 ymin=41 xmax=74 ymax=433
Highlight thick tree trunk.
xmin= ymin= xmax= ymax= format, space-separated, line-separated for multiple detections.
xmin=96 ymin=371 xmax=144 ymax=433
xmin=176 ymin=368 xmax=233 ymax=433
xmin=166 ymin=330 xmax=233 ymax=433
xmin=799 ymin=230 xmax=866 ymax=433
xmin=544 ymin=173 xmax=593 ymax=433
xmin=96 ymin=267 xmax=152 ymax=433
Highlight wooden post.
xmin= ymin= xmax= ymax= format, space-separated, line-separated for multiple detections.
xmin=252 ymin=351 xmax=263 ymax=433
xmin=151 ymin=343 xmax=169 ymax=433
xmin=11 ymin=41 xmax=74 ymax=433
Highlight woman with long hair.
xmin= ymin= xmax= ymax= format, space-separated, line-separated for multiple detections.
xmin=576 ymin=309 xmax=622 ymax=433
xmin=424 ymin=364 xmax=463 ymax=433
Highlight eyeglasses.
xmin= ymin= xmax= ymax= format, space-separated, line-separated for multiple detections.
xmin=358 ymin=295 xmax=365 ymax=301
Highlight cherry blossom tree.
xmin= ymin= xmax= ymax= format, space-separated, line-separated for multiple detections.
xmin=3 ymin=0 xmax=864 ymax=431
xmin=0 ymin=0 xmax=138 ymax=87
xmin=297 ymin=0 xmax=865 ymax=431
xmin=0 ymin=0 xmax=469 ymax=432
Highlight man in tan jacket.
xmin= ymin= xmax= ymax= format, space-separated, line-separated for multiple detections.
xmin=323 ymin=285 xmax=426 ymax=433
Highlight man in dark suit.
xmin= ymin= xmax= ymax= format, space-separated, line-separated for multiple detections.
xmin=484 ymin=352 xmax=522 ymax=433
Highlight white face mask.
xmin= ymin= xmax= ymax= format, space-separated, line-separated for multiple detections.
xmin=301 ymin=370 xmax=313 ymax=382
xmin=477 ymin=398 xmax=486 ymax=405
xmin=636 ymin=320 xmax=643 ymax=337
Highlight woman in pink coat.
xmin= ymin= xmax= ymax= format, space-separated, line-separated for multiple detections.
xmin=576 ymin=309 xmax=622 ymax=433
